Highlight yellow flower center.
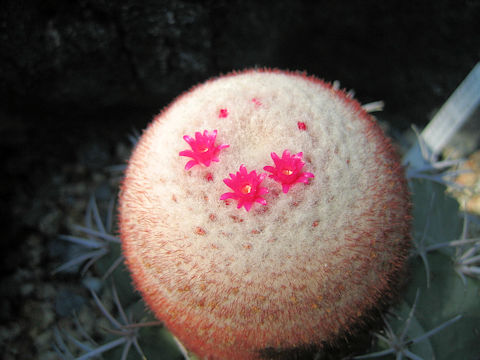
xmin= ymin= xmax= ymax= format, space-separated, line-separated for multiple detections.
xmin=282 ymin=169 xmax=293 ymax=175
xmin=198 ymin=147 xmax=209 ymax=153
xmin=241 ymin=184 xmax=252 ymax=194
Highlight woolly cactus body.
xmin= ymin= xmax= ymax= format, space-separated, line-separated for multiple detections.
xmin=119 ymin=69 xmax=411 ymax=359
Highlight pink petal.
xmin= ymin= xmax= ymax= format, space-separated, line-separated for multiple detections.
xmin=185 ymin=160 xmax=198 ymax=170
xmin=183 ymin=135 xmax=194 ymax=144
xmin=282 ymin=184 xmax=290 ymax=193
xmin=243 ymin=202 xmax=252 ymax=211
xmin=237 ymin=199 xmax=245 ymax=209
xmin=271 ymin=152 xmax=281 ymax=166
xmin=223 ymin=178 xmax=234 ymax=187
xmin=298 ymin=172 xmax=314 ymax=181
xmin=298 ymin=174 xmax=314 ymax=184
xmin=220 ymin=192 xmax=235 ymax=200
xmin=255 ymin=197 xmax=267 ymax=206
xmin=179 ymin=150 xmax=194 ymax=157
xmin=295 ymin=161 xmax=305 ymax=171
xmin=258 ymin=187 xmax=269 ymax=196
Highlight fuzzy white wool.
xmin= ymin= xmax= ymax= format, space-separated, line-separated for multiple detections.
xmin=119 ymin=70 xmax=410 ymax=358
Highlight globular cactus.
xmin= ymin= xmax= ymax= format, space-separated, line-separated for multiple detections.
xmin=118 ymin=69 xmax=411 ymax=359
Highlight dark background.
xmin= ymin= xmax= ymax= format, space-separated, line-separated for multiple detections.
xmin=0 ymin=0 xmax=479 ymax=358
xmin=3 ymin=1 xmax=480 ymax=123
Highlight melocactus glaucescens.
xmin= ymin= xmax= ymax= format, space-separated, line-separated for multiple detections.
xmin=119 ymin=69 xmax=411 ymax=359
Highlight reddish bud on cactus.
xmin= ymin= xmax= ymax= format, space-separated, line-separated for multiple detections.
xmin=119 ymin=69 xmax=411 ymax=359
xmin=297 ymin=121 xmax=307 ymax=131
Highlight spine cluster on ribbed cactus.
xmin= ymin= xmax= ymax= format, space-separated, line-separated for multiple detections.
xmin=118 ymin=69 xmax=411 ymax=359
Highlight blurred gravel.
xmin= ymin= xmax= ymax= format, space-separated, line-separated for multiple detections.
xmin=0 ymin=112 xmax=130 ymax=359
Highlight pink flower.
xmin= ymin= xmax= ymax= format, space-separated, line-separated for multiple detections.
xmin=264 ymin=150 xmax=314 ymax=193
xmin=179 ymin=130 xmax=229 ymax=170
xmin=220 ymin=165 xmax=269 ymax=212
